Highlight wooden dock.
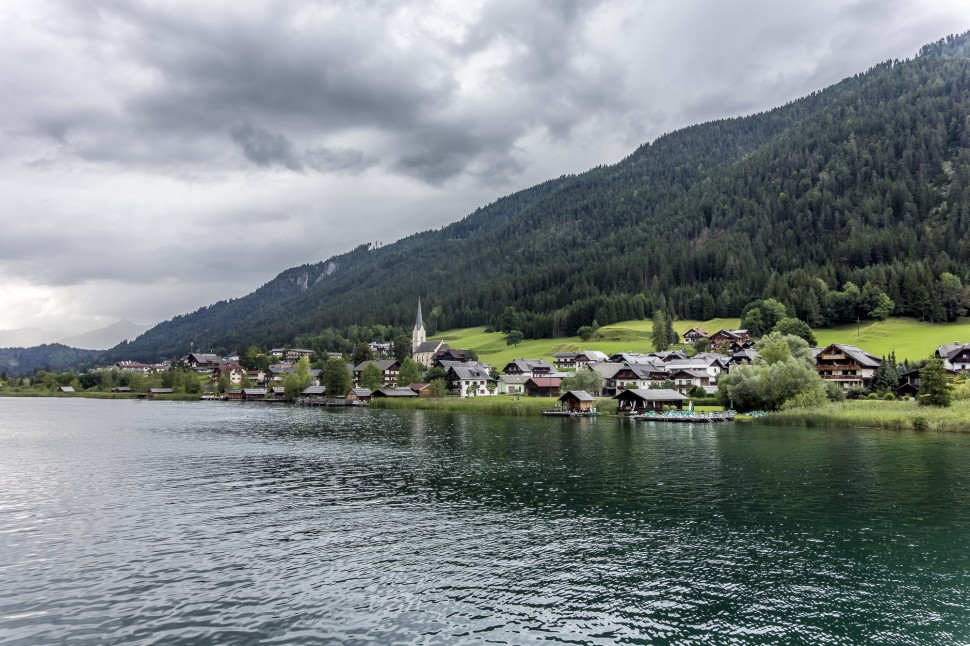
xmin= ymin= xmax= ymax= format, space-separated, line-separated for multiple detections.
xmin=633 ymin=411 xmax=736 ymax=423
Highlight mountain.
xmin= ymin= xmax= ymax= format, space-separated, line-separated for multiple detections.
xmin=0 ymin=328 xmax=63 ymax=348
xmin=0 ymin=345 xmax=103 ymax=377
xmin=58 ymin=319 xmax=149 ymax=351
xmin=107 ymin=33 xmax=970 ymax=363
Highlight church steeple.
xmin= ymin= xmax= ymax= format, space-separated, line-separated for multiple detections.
xmin=412 ymin=298 xmax=426 ymax=352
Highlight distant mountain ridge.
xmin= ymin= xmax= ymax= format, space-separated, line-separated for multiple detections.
xmin=59 ymin=319 xmax=149 ymax=351
xmin=105 ymin=33 xmax=970 ymax=363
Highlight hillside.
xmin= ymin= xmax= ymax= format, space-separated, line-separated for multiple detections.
xmin=107 ymin=33 xmax=970 ymax=362
xmin=437 ymin=317 xmax=968 ymax=368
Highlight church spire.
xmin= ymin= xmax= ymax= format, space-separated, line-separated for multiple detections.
xmin=412 ymin=298 xmax=426 ymax=352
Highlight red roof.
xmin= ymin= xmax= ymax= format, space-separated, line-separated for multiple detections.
xmin=527 ymin=377 xmax=562 ymax=387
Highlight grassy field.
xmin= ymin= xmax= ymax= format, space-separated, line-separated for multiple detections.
xmin=812 ymin=317 xmax=970 ymax=362
xmin=433 ymin=316 xmax=968 ymax=367
xmin=762 ymin=399 xmax=970 ymax=432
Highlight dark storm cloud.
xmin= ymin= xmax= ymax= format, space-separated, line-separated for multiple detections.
xmin=229 ymin=122 xmax=303 ymax=171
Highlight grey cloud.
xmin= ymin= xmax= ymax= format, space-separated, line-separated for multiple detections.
xmin=230 ymin=122 xmax=303 ymax=171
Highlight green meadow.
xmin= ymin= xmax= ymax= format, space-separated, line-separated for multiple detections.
xmin=433 ymin=318 xmax=970 ymax=369
xmin=432 ymin=316 xmax=970 ymax=367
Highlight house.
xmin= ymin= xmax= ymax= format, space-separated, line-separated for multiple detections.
xmin=346 ymin=387 xmax=373 ymax=402
xmin=447 ymin=365 xmax=496 ymax=397
xmin=502 ymin=358 xmax=555 ymax=377
xmin=224 ymin=389 xmax=244 ymax=401
xmin=612 ymin=388 xmax=689 ymax=414
xmin=248 ymin=369 xmax=267 ymax=387
xmin=268 ymin=387 xmax=288 ymax=401
xmin=936 ymin=343 xmax=970 ymax=372
xmin=552 ymin=350 xmax=608 ymax=371
xmin=284 ymin=348 xmax=314 ymax=361
xmin=665 ymin=354 xmax=729 ymax=378
xmin=648 ymin=350 xmax=689 ymax=362
xmin=670 ymin=369 xmax=715 ymax=394
xmin=727 ymin=348 xmax=759 ymax=367
xmin=354 ymin=360 xmax=401 ymax=387
xmin=433 ymin=348 xmax=474 ymax=365
xmin=372 ymin=388 xmax=418 ymax=398
xmin=610 ymin=363 xmax=670 ymax=396
xmin=58 ymin=386 xmax=75 ymax=393
xmin=895 ymin=369 xmax=921 ymax=399
xmin=558 ymin=390 xmax=597 ymax=413
xmin=211 ymin=363 xmax=247 ymax=386
xmin=368 ymin=342 xmax=392 ymax=357
xmin=185 ymin=353 xmax=226 ymax=372
xmin=682 ymin=328 xmax=710 ymax=345
xmin=709 ymin=329 xmax=750 ymax=352
xmin=114 ymin=361 xmax=153 ymax=374
xmin=110 ymin=386 xmax=132 ymax=393
xmin=497 ymin=374 xmax=530 ymax=395
xmin=609 ymin=352 xmax=658 ymax=365
xmin=525 ymin=377 xmax=562 ymax=397
xmin=813 ymin=344 xmax=882 ymax=390
xmin=585 ymin=362 xmax=624 ymax=396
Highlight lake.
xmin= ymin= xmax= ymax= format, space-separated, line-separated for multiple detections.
xmin=1 ymin=398 xmax=969 ymax=644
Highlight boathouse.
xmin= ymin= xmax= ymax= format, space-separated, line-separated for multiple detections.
xmin=612 ymin=388 xmax=688 ymax=414
xmin=558 ymin=390 xmax=596 ymax=412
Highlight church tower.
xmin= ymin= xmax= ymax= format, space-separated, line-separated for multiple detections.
xmin=412 ymin=298 xmax=426 ymax=352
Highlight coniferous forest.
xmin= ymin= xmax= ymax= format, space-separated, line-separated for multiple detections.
xmin=107 ymin=34 xmax=970 ymax=362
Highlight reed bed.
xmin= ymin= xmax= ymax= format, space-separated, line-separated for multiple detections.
xmin=761 ymin=399 xmax=970 ymax=432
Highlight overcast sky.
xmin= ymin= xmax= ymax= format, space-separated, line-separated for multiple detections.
xmin=1 ymin=0 xmax=968 ymax=340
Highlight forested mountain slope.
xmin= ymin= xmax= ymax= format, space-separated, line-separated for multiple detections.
xmin=109 ymin=33 xmax=970 ymax=362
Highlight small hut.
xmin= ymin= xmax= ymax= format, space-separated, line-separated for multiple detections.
xmin=346 ymin=387 xmax=373 ymax=402
xmin=558 ymin=390 xmax=597 ymax=413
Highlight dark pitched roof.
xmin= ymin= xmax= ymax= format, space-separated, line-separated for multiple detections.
xmin=559 ymin=390 xmax=596 ymax=402
xmin=373 ymin=388 xmax=418 ymax=397
xmin=414 ymin=340 xmax=445 ymax=354
xmin=612 ymin=388 xmax=688 ymax=402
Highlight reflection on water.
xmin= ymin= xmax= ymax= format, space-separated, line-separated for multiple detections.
xmin=1 ymin=398 xmax=969 ymax=644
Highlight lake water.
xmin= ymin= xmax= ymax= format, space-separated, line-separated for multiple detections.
xmin=1 ymin=398 xmax=969 ymax=644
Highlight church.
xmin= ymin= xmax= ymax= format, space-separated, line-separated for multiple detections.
xmin=411 ymin=298 xmax=447 ymax=368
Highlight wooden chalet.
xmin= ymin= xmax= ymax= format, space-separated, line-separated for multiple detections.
xmin=812 ymin=344 xmax=882 ymax=390
xmin=612 ymin=388 xmax=688 ymax=414
xmin=432 ymin=348 xmax=474 ymax=365
xmin=243 ymin=388 xmax=267 ymax=401
xmin=525 ymin=377 xmax=562 ymax=397
xmin=558 ymin=390 xmax=597 ymax=412
xmin=709 ymin=329 xmax=750 ymax=352
xmin=224 ymin=389 xmax=244 ymax=400
xmin=502 ymin=358 xmax=554 ymax=377
xmin=682 ymin=328 xmax=710 ymax=345
xmin=552 ymin=350 xmax=608 ymax=371
xmin=353 ymin=359 xmax=401 ymax=388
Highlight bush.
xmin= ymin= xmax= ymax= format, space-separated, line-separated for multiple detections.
xmin=824 ymin=381 xmax=846 ymax=402
xmin=846 ymin=386 xmax=868 ymax=399
xmin=883 ymin=392 xmax=896 ymax=401
xmin=868 ymin=393 xmax=879 ymax=399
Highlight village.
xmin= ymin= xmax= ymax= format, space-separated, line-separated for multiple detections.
xmin=97 ymin=301 xmax=970 ymax=415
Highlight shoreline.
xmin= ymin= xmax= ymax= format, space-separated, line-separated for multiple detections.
xmin=4 ymin=391 xmax=969 ymax=432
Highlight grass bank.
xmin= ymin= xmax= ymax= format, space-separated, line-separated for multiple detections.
xmin=761 ymin=400 xmax=970 ymax=432
xmin=369 ymin=395 xmax=619 ymax=417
